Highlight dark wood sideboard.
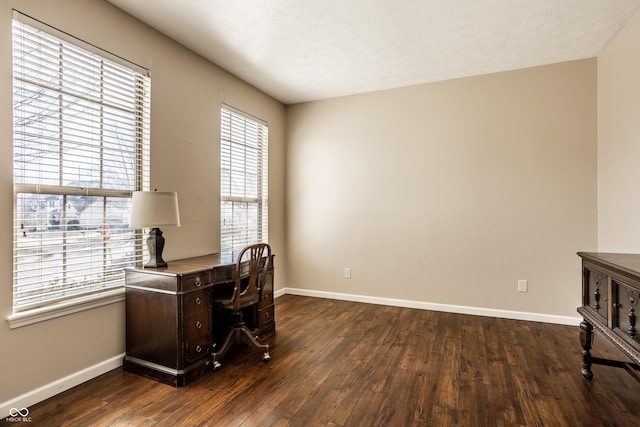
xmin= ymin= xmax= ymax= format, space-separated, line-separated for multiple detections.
xmin=123 ymin=252 xmax=275 ymax=386
xmin=578 ymin=252 xmax=640 ymax=382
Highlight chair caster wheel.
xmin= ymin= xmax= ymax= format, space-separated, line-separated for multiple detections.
xmin=212 ymin=361 xmax=222 ymax=370
xmin=262 ymin=353 xmax=271 ymax=362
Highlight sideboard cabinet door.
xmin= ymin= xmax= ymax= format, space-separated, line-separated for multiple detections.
xmin=612 ymin=278 xmax=640 ymax=348
xmin=583 ymin=264 xmax=609 ymax=323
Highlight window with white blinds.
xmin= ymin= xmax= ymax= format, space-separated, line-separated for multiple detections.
xmin=12 ymin=12 xmax=150 ymax=313
xmin=220 ymin=105 xmax=268 ymax=252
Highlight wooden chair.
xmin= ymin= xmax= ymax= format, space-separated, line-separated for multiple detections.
xmin=211 ymin=243 xmax=272 ymax=370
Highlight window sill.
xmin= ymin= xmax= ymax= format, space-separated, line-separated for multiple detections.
xmin=6 ymin=288 xmax=125 ymax=329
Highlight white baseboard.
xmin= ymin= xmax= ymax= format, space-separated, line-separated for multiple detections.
xmin=1 ymin=353 xmax=124 ymax=419
xmin=279 ymin=287 xmax=582 ymax=326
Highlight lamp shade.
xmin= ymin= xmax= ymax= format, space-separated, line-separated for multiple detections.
xmin=130 ymin=191 xmax=181 ymax=228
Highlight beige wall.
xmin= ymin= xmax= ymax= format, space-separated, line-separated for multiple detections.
xmin=598 ymin=8 xmax=640 ymax=252
xmin=0 ymin=0 xmax=286 ymax=404
xmin=286 ymin=59 xmax=597 ymax=319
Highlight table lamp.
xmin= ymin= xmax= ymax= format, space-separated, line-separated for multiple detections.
xmin=130 ymin=190 xmax=181 ymax=268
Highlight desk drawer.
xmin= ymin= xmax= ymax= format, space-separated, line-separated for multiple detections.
xmin=260 ymin=270 xmax=274 ymax=308
xmin=260 ymin=286 xmax=272 ymax=307
xmin=258 ymin=304 xmax=274 ymax=325
xmin=181 ymin=272 xmax=212 ymax=292
xmin=212 ymin=267 xmax=235 ymax=285
xmin=185 ymin=320 xmax=210 ymax=362
xmin=184 ymin=290 xmax=210 ymax=317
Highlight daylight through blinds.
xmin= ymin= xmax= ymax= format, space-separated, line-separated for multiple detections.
xmin=12 ymin=12 xmax=150 ymax=312
xmin=220 ymin=105 xmax=268 ymax=251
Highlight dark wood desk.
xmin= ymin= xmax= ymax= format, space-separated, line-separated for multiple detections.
xmin=123 ymin=252 xmax=275 ymax=386
xmin=578 ymin=252 xmax=640 ymax=382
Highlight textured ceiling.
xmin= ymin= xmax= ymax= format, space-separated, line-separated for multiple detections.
xmin=106 ymin=0 xmax=640 ymax=104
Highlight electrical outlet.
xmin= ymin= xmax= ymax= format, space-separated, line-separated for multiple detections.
xmin=344 ymin=267 xmax=351 ymax=279
xmin=518 ymin=279 xmax=528 ymax=292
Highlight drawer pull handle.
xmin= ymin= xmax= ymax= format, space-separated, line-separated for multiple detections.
xmin=265 ymin=312 xmax=271 ymax=319
xmin=196 ymin=321 xmax=202 ymax=329
xmin=195 ymin=345 xmax=202 ymax=353
xmin=194 ymin=277 xmax=202 ymax=287
xmin=195 ymin=297 xmax=201 ymax=305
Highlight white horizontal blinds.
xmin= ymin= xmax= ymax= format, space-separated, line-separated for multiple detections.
xmin=220 ymin=105 xmax=268 ymax=252
xmin=12 ymin=13 xmax=151 ymax=312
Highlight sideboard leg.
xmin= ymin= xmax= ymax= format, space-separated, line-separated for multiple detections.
xmin=580 ymin=319 xmax=594 ymax=379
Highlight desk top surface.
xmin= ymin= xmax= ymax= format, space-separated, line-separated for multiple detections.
xmin=172 ymin=252 xmax=237 ymax=267
xmin=126 ymin=251 xmax=273 ymax=276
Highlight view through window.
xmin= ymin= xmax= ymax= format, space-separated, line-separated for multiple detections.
xmin=220 ymin=105 xmax=268 ymax=252
xmin=12 ymin=12 xmax=150 ymax=312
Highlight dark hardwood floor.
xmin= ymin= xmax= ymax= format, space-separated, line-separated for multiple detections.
xmin=7 ymin=295 xmax=640 ymax=426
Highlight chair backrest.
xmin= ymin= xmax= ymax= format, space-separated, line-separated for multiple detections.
xmin=231 ymin=243 xmax=271 ymax=311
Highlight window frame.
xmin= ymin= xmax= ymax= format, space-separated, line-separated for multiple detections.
xmin=9 ymin=11 xmax=150 ymax=328
xmin=220 ymin=105 xmax=269 ymax=252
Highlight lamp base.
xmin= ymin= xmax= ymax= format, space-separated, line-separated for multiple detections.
xmin=144 ymin=227 xmax=167 ymax=268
